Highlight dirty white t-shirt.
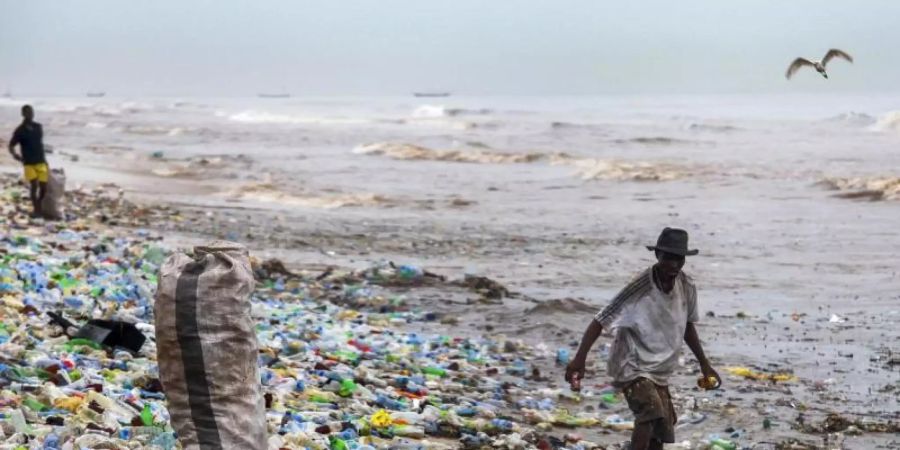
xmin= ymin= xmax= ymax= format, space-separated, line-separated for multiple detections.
xmin=594 ymin=266 xmax=699 ymax=386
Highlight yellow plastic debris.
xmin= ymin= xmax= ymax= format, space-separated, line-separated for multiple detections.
xmin=53 ymin=396 xmax=84 ymax=412
xmin=371 ymin=409 xmax=393 ymax=428
xmin=727 ymin=366 xmax=796 ymax=382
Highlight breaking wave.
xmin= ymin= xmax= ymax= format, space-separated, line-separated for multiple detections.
xmin=149 ymin=155 xmax=253 ymax=178
xmin=685 ymin=123 xmax=741 ymax=132
xmin=824 ymin=112 xmax=877 ymax=126
xmin=122 ymin=125 xmax=218 ymax=137
xmin=558 ymin=158 xmax=699 ymax=182
xmin=614 ymin=136 xmax=696 ymax=146
xmin=871 ymin=111 xmax=900 ymax=132
xmin=225 ymin=183 xmax=392 ymax=208
xmin=353 ymin=142 xmax=553 ymax=164
xmin=819 ymin=176 xmax=900 ymax=201
xmin=550 ymin=121 xmax=602 ymax=131
xmin=228 ymin=110 xmax=368 ymax=125
xmin=411 ymin=105 xmax=492 ymax=118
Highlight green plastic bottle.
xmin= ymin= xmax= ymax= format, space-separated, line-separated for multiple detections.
xmin=600 ymin=393 xmax=618 ymax=404
xmin=65 ymin=338 xmax=103 ymax=351
xmin=334 ymin=350 xmax=360 ymax=364
xmin=710 ymin=438 xmax=737 ymax=450
xmin=329 ymin=436 xmax=348 ymax=450
xmin=141 ymin=403 xmax=154 ymax=426
xmin=422 ymin=366 xmax=447 ymax=377
xmin=338 ymin=379 xmax=357 ymax=397
xmin=310 ymin=393 xmax=333 ymax=403
xmin=23 ymin=397 xmax=48 ymax=412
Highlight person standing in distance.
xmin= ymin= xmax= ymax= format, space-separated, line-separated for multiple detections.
xmin=8 ymin=105 xmax=49 ymax=218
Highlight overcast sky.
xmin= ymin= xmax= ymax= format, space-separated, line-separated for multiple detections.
xmin=2 ymin=1 xmax=899 ymax=96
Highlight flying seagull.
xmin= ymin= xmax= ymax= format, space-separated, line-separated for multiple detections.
xmin=786 ymin=49 xmax=853 ymax=79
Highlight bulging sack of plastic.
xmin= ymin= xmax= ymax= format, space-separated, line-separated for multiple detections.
xmin=40 ymin=168 xmax=65 ymax=220
xmin=155 ymin=241 xmax=267 ymax=450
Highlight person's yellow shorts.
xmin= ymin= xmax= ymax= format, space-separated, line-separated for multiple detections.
xmin=23 ymin=163 xmax=49 ymax=183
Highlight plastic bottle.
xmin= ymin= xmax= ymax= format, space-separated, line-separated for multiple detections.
xmin=556 ymin=348 xmax=570 ymax=365
xmin=710 ymin=438 xmax=737 ymax=450
xmin=23 ymin=397 xmax=49 ymax=412
xmin=43 ymin=433 xmax=60 ymax=449
xmin=392 ymin=425 xmax=425 ymax=438
xmin=150 ymin=431 xmax=178 ymax=450
xmin=390 ymin=411 xmax=424 ymax=425
xmin=375 ymin=394 xmax=407 ymax=411
xmin=329 ymin=436 xmax=349 ymax=450
xmin=338 ymin=379 xmax=357 ymax=397
xmin=600 ymin=393 xmax=618 ymax=404
xmin=397 ymin=265 xmax=423 ymax=280
xmin=421 ymin=366 xmax=447 ymax=377
xmin=491 ymin=418 xmax=514 ymax=431
xmin=697 ymin=375 xmax=721 ymax=390
xmin=10 ymin=409 xmax=29 ymax=433
xmin=140 ymin=403 xmax=154 ymax=426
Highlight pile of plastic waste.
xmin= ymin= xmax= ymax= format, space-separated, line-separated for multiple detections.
xmin=0 ymin=178 xmax=620 ymax=449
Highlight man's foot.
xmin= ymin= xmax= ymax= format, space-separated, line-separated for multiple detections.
xmin=29 ymin=210 xmax=42 ymax=219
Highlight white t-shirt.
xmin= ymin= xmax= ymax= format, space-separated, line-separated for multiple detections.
xmin=594 ymin=266 xmax=699 ymax=386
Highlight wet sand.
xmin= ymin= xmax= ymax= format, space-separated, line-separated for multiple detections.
xmin=35 ymin=155 xmax=898 ymax=449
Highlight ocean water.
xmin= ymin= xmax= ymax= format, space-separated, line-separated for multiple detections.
xmin=1 ymin=94 xmax=899 ymax=302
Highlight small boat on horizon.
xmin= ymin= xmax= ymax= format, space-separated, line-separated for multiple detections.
xmin=413 ymin=92 xmax=451 ymax=98
xmin=258 ymin=93 xmax=291 ymax=99
xmin=86 ymin=92 xmax=106 ymax=98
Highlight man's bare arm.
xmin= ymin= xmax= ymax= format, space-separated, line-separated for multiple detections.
xmin=8 ymin=135 xmax=21 ymax=161
xmin=684 ymin=322 xmax=720 ymax=386
xmin=565 ymin=320 xmax=603 ymax=383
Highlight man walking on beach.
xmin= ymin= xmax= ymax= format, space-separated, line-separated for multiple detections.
xmin=8 ymin=105 xmax=49 ymax=218
xmin=565 ymin=227 xmax=720 ymax=450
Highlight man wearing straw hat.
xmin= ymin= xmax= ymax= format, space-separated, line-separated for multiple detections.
xmin=565 ymin=227 xmax=720 ymax=450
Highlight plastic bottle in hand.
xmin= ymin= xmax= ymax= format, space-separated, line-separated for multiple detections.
xmin=697 ymin=375 xmax=721 ymax=390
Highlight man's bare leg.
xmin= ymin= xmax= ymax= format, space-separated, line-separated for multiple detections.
xmin=29 ymin=180 xmax=41 ymax=217
xmin=631 ymin=421 xmax=665 ymax=450
xmin=38 ymin=181 xmax=47 ymax=206
xmin=630 ymin=422 xmax=653 ymax=450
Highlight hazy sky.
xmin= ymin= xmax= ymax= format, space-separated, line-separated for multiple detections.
xmin=2 ymin=1 xmax=900 ymax=96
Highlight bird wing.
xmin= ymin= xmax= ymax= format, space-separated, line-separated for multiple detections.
xmin=822 ymin=49 xmax=853 ymax=66
xmin=785 ymin=57 xmax=815 ymax=79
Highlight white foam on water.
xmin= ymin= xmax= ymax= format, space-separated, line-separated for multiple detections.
xmin=871 ymin=110 xmax=900 ymax=132
xmin=411 ymin=104 xmax=448 ymax=118
xmin=224 ymin=182 xmax=392 ymax=209
xmin=820 ymin=176 xmax=900 ymax=200
xmin=228 ymin=110 xmax=370 ymax=125
xmin=556 ymin=158 xmax=704 ymax=182
xmin=353 ymin=142 xmax=550 ymax=164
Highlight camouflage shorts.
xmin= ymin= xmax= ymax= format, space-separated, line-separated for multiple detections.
xmin=622 ymin=377 xmax=677 ymax=443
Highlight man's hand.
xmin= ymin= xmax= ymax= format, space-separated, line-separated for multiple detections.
xmin=564 ymin=357 xmax=586 ymax=384
xmin=700 ymin=363 xmax=721 ymax=389
xmin=566 ymin=320 xmax=603 ymax=391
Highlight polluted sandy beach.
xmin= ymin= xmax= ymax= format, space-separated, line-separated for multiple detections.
xmin=0 ymin=95 xmax=898 ymax=449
